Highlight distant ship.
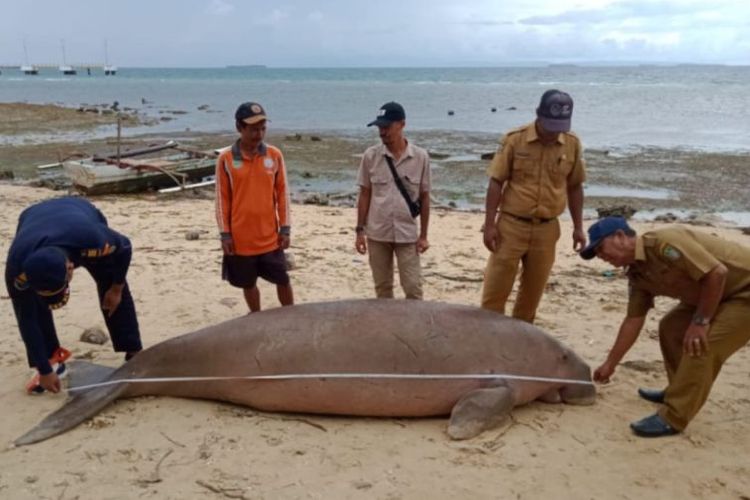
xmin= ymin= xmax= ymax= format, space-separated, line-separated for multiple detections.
xmin=226 ymin=64 xmax=267 ymax=69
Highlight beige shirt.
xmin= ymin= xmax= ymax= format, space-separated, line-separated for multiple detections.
xmin=487 ymin=122 xmax=586 ymax=219
xmin=357 ymin=141 xmax=431 ymax=243
xmin=627 ymin=227 xmax=750 ymax=317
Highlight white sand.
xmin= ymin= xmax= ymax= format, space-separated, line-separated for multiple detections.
xmin=0 ymin=183 xmax=748 ymax=499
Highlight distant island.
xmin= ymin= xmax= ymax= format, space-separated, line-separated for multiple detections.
xmin=225 ymin=64 xmax=267 ymax=69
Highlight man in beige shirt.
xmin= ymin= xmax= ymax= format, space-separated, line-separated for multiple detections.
xmin=582 ymin=217 xmax=750 ymax=437
xmin=482 ymin=89 xmax=587 ymax=323
xmin=355 ymin=102 xmax=431 ymax=299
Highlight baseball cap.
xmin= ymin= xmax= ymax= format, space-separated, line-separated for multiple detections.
xmin=367 ymin=102 xmax=406 ymax=127
xmin=536 ymin=89 xmax=574 ymax=133
xmin=579 ymin=217 xmax=632 ymax=260
xmin=23 ymin=247 xmax=71 ymax=309
xmin=235 ymin=102 xmax=268 ymax=125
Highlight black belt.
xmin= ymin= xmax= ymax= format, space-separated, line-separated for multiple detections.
xmin=504 ymin=212 xmax=556 ymax=224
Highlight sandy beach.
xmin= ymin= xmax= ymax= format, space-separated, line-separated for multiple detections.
xmin=1 ymin=181 xmax=749 ymax=499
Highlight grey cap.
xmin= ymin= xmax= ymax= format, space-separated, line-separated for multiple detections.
xmin=536 ymin=89 xmax=573 ymax=133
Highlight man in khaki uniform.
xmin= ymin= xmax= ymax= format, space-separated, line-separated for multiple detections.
xmin=355 ymin=102 xmax=431 ymax=299
xmin=581 ymin=217 xmax=750 ymax=437
xmin=482 ymin=89 xmax=586 ymax=323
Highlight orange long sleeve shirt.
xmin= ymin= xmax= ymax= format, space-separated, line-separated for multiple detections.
xmin=215 ymin=141 xmax=291 ymax=256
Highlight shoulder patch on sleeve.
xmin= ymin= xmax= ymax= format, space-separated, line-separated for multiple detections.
xmin=660 ymin=243 xmax=682 ymax=261
xmin=14 ymin=273 xmax=29 ymax=291
xmin=81 ymin=243 xmax=117 ymax=258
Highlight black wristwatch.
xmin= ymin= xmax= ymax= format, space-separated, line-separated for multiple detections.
xmin=355 ymin=225 xmax=365 ymax=234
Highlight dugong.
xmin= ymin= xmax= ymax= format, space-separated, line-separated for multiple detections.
xmin=16 ymin=299 xmax=595 ymax=445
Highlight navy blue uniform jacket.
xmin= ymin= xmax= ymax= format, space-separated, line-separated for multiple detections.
xmin=5 ymin=197 xmax=132 ymax=374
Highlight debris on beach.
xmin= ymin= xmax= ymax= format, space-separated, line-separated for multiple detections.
xmin=80 ymin=327 xmax=108 ymax=345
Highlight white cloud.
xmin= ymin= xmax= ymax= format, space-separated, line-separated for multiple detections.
xmin=207 ymin=0 xmax=234 ymax=16
xmin=0 ymin=0 xmax=748 ymax=65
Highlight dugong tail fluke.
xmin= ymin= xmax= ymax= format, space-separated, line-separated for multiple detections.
xmin=15 ymin=361 xmax=124 ymax=446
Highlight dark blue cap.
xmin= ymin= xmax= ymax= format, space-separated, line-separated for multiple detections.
xmin=367 ymin=102 xmax=406 ymax=127
xmin=579 ymin=217 xmax=632 ymax=260
xmin=23 ymin=247 xmax=70 ymax=306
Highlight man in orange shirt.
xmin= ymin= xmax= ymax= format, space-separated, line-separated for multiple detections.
xmin=215 ymin=102 xmax=293 ymax=312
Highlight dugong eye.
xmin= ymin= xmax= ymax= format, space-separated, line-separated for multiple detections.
xmin=560 ymin=352 xmax=569 ymax=362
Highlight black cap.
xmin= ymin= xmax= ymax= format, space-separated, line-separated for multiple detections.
xmin=367 ymin=102 xmax=406 ymax=127
xmin=235 ymin=102 xmax=268 ymax=125
xmin=536 ymin=89 xmax=573 ymax=133
xmin=579 ymin=217 xmax=632 ymax=260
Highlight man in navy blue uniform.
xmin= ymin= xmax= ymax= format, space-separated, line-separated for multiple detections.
xmin=5 ymin=197 xmax=142 ymax=394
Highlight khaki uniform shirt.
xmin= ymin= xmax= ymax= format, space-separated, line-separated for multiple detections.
xmin=627 ymin=227 xmax=750 ymax=317
xmin=357 ymin=141 xmax=431 ymax=243
xmin=487 ymin=122 xmax=586 ymax=219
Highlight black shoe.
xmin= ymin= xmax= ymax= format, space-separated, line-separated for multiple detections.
xmin=630 ymin=413 xmax=679 ymax=438
xmin=637 ymin=387 xmax=665 ymax=404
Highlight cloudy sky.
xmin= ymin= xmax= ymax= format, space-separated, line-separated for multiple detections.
xmin=1 ymin=0 xmax=748 ymax=67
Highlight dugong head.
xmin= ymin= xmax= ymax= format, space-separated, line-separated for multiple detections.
xmin=556 ymin=346 xmax=597 ymax=405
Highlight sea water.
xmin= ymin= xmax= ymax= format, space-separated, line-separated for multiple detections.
xmin=2 ymin=65 xmax=750 ymax=152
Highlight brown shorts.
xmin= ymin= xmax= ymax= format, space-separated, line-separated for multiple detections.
xmin=222 ymin=248 xmax=290 ymax=288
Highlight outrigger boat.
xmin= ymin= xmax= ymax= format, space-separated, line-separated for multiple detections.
xmin=38 ymin=140 xmax=219 ymax=195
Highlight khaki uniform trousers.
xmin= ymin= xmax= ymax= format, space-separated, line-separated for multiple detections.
xmin=367 ymin=239 xmax=423 ymax=300
xmin=656 ymin=296 xmax=750 ymax=430
xmin=481 ymin=215 xmax=560 ymax=323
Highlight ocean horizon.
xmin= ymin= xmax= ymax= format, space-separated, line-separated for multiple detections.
xmin=2 ymin=65 xmax=750 ymax=153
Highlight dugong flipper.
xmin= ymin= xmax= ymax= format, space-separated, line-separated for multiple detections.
xmin=448 ymin=385 xmax=515 ymax=440
xmin=15 ymin=299 xmax=595 ymax=445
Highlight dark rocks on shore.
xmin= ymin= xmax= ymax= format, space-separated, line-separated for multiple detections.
xmin=447 ymin=110 xmax=455 ymax=116
xmin=310 ymin=136 xmax=323 ymax=142
xmin=596 ymin=205 xmax=637 ymax=220
xmin=303 ymin=193 xmax=329 ymax=206
xmin=480 ymin=152 xmax=495 ymax=161
xmin=197 ymin=104 xmax=210 ymax=111
xmin=491 ymin=107 xmax=497 ymax=112
xmin=740 ymin=227 xmax=750 ymax=236
xmin=506 ymin=106 xmax=517 ymax=111
xmin=286 ymin=134 xmax=303 ymax=141
xmin=301 ymin=171 xmax=316 ymax=179
xmin=429 ymin=152 xmax=450 ymax=160
xmin=654 ymin=212 xmax=678 ymax=223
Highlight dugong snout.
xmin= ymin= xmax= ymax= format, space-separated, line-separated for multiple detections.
xmin=558 ymin=350 xmax=596 ymax=405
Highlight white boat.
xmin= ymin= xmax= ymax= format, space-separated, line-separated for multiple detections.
xmin=39 ymin=141 xmax=218 ymax=195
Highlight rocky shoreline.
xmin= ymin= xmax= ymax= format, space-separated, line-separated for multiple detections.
xmin=1 ymin=103 xmax=748 ymax=227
